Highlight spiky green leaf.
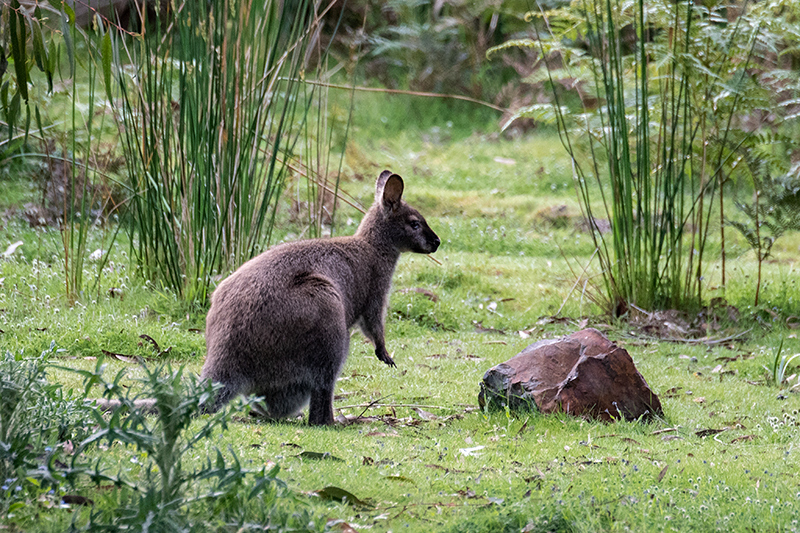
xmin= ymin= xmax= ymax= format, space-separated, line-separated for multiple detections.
xmin=101 ymin=31 xmax=113 ymax=102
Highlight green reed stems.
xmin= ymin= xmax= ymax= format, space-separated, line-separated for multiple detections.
xmin=115 ymin=0 xmax=330 ymax=302
xmin=525 ymin=0 xmax=761 ymax=313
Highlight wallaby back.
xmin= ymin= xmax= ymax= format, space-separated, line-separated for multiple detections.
xmin=201 ymin=171 xmax=440 ymax=425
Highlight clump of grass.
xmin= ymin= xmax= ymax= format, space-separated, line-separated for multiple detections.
xmin=113 ymin=0 xmax=338 ymax=303
xmin=763 ymin=338 xmax=800 ymax=388
xmin=492 ymin=0 xmax=791 ymax=314
xmin=1 ymin=1 xmax=122 ymax=303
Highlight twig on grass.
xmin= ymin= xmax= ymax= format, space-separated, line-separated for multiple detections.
xmin=675 ymin=329 xmax=752 ymax=346
xmin=355 ymin=395 xmax=393 ymax=421
xmin=337 ymin=402 xmax=452 ymax=412
xmin=627 ymin=328 xmax=752 ymax=346
xmin=651 ymin=427 xmax=679 ymax=435
xmin=139 ymin=334 xmax=160 ymax=353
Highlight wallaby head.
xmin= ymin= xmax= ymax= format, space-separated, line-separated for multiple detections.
xmin=200 ymin=170 xmax=439 ymax=426
xmin=357 ymin=170 xmax=440 ymax=254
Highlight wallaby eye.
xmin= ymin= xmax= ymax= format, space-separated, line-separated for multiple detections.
xmin=409 ymin=220 xmax=421 ymax=230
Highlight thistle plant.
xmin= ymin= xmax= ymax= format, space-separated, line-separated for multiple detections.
xmin=56 ymin=361 xmax=313 ymax=531
xmin=0 ymin=347 xmax=93 ymax=517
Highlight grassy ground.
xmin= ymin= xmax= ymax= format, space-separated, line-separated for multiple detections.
xmin=2 ymin=92 xmax=800 ymax=531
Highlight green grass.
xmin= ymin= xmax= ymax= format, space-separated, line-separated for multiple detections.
xmin=31 ymin=333 xmax=800 ymax=531
xmin=2 ymin=91 xmax=800 ymax=531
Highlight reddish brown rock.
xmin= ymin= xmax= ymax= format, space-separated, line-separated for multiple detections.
xmin=478 ymin=328 xmax=662 ymax=422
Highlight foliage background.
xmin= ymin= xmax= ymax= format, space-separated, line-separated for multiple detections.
xmin=0 ymin=0 xmax=799 ymax=530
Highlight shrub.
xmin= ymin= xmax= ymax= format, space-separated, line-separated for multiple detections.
xmin=0 ymin=345 xmax=94 ymax=518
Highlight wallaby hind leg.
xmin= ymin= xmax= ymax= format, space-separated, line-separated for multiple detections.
xmin=308 ymin=384 xmax=336 ymax=425
xmin=253 ymin=384 xmax=311 ymax=420
xmin=306 ymin=332 xmax=350 ymax=426
xmin=304 ymin=340 xmax=340 ymax=424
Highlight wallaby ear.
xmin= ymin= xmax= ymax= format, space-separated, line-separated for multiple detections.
xmin=376 ymin=170 xmax=393 ymax=198
xmin=381 ymin=174 xmax=404 ymax=212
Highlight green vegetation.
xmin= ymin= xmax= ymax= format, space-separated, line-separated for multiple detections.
xmin=0 ymin=348 xmax=94 ymax=518
xmin=115 ymin=0 xmax=340 ymax=303
xmin=491 ymin=0 xmax=800 ymax=314
xmin=3 ymin=107 xmax=800 ymax=529
xmin=1 ymin=0 xmax=799 ymax=530
xmin=763 ymin=339 xmax=800 ymax=388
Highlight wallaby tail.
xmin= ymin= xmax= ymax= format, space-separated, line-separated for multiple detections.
xmin=89 ymin=398 xmax=159 ymax=414
xmin=88 ymin=382 xmax=237 ymax=417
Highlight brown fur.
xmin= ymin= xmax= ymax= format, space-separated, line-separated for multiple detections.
xmin=200 ymin=171 xmax=440 ymax=425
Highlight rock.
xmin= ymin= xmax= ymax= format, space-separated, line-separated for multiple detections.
xmin=478 ymin=328 xmax=662 ymax=422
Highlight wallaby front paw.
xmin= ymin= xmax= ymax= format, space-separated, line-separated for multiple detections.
xmin=376 ymin=350 xmax=396 ymax=367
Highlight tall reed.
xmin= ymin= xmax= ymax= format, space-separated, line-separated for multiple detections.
xmin=3 ymin=1 xmax=119 ymax=303
xmin=113 ymin=0 xmax=336 ymax=302
xmin=493 ymin=0 xmax=769 ymax=313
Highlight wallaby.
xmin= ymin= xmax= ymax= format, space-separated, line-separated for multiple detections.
xmin=199 ymin=170 xmax=440 ymax=425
